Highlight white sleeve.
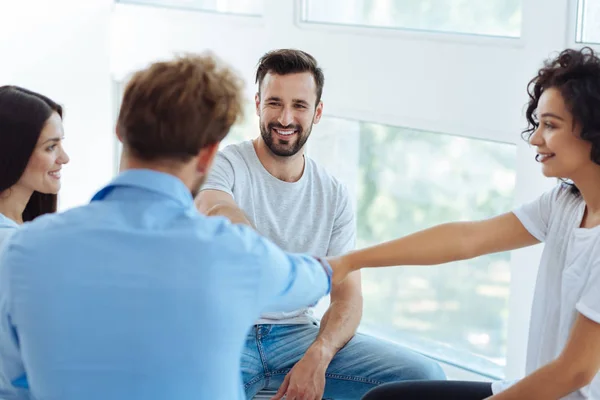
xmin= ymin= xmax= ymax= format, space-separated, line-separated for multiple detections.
xmin=512 ymin=184 xmax=564 ymax=242
xmin=327 ymin=185 xmax=356 ymax=256
xmin=201 ymin=151 xmax=235 ymax=197
xmin=576 ymin=257 xmax=600 ymax=324
xmin=0 ymin=238 xmax=29 ymax=400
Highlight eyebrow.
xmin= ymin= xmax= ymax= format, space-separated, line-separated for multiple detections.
xmin=41 ymin=137 xmax=62 ymax=145
xmin=265 ymin=96 xmax=311 ymax=106
xmin=540 ymin=112 xmax=565 ymax=121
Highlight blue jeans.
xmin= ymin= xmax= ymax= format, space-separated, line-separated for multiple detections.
xmin=243 ymin=324 xmax=446 ymax=399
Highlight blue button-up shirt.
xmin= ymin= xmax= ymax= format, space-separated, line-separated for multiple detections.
xmin=0 ymin=169 xmax=331 ymax=400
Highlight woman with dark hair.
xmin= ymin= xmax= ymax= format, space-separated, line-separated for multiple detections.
xmin=0 ymin=86 xmax=69 ymax=244
xmin=328 ymin=47 xmax=600 ymax=400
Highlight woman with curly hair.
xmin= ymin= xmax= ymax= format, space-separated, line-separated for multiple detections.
xmin=328 ymin=47 xmax=600 ymax=400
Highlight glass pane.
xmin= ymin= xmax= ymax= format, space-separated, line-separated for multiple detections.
xmin=302 ymin=0 xmax=522 ymax=38
xmin=220 ymin=102 xmax=259 ymax=148
xmin=315 ymin=116 xmax=516 ymax=372
xmin=117 ymin=0 xmax=263 ymax=16
xmin=577 ymin=0 xmax=600 ymax=44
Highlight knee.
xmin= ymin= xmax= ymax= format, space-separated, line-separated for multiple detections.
xmin=380 ymin=355 xmax=446 ymax=382
xmin=403 ymin=357 xmax=446 ymax=381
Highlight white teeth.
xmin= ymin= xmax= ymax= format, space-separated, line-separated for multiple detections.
xmin=49 ymin=172 xmax=61 ymax=178
xmin=275 ymin=129 xmax=295 ymax=136
xmin=538 ymin=154 xmax=555 ymax=162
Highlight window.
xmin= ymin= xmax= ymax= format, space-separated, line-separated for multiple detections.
xmin=576 ymin=0 xmax=600 ymax=44
xmin=116 ymin=0 xmax=263 ymax=16
xmin=301 ymin=0 xmax=522 ymax=38
xmin=310 ymin=116 xmax=516 ymax=376
xmin=220 ymin=102 xmax=259 ymax=148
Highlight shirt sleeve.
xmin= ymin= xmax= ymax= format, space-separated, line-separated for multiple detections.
xmin=512 ymin=184 xmax=563 ymax=242
xmin=201 ymin=151 xmax=235 ymax=197
xmin=0 ymin=237 xmax=29 ymax=400
xmin=576 ymin=256 xmax=600 ymax=324
xmin=247 ymin=230 xmax=331 ymax=313
xmin=327 ymin=184 xmax=356 ymax=256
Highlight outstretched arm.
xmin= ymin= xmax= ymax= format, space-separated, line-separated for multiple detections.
xmin=329 ymin=212 xmax=539 ymax=280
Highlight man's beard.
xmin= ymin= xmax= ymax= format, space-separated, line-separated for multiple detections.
xmin=260 ymin=121 xmax=313 ymax=157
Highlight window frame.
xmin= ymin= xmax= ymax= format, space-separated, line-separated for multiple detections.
xmin=295 ymin=0 xmax=525 ymax=47
xmin=115 ymin=0 xmax=264 ymax=17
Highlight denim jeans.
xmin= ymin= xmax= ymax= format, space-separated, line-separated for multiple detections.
xmin=243 ymin=324 xmax=446 ymax=399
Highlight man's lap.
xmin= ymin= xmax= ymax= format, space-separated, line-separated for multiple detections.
xmin=243 ymin=323 xmax=446 ymax=399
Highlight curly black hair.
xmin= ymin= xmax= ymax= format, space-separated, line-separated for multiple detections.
xmin=523 ymin=47 xmax=600 ymax=194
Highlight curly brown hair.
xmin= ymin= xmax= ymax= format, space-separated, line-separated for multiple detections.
xmin=118 ymin=53 xmax=245 ymax=163
xmin=523 ymin=47 xmax=600 ymax=194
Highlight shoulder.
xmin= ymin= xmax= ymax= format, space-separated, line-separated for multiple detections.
xmin=305 ymin=156 xmax=347 ymax=195
xmin=550 ymin=182 xmax=584 ymax=213
xmin=10 ymin=205 xmax=97 ymax=244
xmin=219 ymin=140 xmax=254 ymax=165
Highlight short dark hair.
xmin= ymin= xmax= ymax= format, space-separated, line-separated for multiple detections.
xmin=118 ymin=53 xmax=245 ymax=163
xmin=523 ymin=47 xmax=600 ymax=195
xmin=255 ymin=49 xmax=325 ymax=104
xmin=0 ymin=86 xmax=62 ymax=221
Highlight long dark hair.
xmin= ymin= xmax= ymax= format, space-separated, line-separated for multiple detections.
xmin=0 ymin=86 xmax=63 ymax=222
xmin=523 ymin=47 xmax=600 ymax=195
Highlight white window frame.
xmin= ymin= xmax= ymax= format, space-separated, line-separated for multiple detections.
xmin=294 ymin=0 xmax=526 ymax=47
xmin=568 ymin=0 xmax=600 ymax=48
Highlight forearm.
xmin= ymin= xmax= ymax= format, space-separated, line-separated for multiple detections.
xmin=487 ymin=360 xmax=588 ymax=400
xmin=205 ymin=203 xmax=254 ymax=228
xmin=307 ymin=295 xmax=362 ymax=365
xmin=345 ymin=222 xmax=473 ymax=270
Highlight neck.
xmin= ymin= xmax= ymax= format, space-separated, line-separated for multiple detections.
xmin=572 ymin=165 xmax=600 ymax=215
xmin=0 ymin=184 xmax=33 ymax=225
xmin=253 ymin=138 xmax=305 ymax=182
xmin=120 ymin=152 xmax=200 ymax=193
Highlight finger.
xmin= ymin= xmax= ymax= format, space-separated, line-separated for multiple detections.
xmin=271 ymin=374 xmax=290 ymax=400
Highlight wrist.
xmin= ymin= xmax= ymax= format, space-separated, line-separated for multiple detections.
xmin=306 ymin=340 xmax=336 ymax=367
xmin=342 ymin=252 xmax=359 ymax=272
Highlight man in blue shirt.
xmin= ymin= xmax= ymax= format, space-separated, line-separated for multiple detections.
xmin=0 ymin=54 xmax=334 ymax=400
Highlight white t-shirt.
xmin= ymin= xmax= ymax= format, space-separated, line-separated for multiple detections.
xmin=202 ymin=140 xmax=356 ymax=324
xmin=492 ymin=184 xmax=600 ymax=399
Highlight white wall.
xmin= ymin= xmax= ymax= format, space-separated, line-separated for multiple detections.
xmin=0 ymin=0 xmax=115 ymax=210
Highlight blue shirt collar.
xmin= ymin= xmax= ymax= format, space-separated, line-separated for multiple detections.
xmin=91 ymin=169 xmax=194 ymax=208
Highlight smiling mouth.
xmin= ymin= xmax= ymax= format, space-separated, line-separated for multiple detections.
xmin=272 ymin=127 xmax=298 ymax=137
xmin=536 ymin=153 xmax=555 ymax=163
xmin=48 ymin=170 xmax=61 ymax=179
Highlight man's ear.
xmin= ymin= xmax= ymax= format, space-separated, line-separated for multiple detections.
xmin=116 ymin=125 xmax=123 ymax=142
xmin=196 ymin=142 xmax=219 ymax=174
xmin=255 ymin=92 xmax=261 ymax=117
xmin=313 ymin=100 xmax=323 ymax=124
